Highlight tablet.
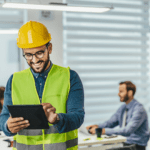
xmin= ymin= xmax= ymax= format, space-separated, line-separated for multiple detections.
xmin=7 ymin=105 xmax=49 ymax=129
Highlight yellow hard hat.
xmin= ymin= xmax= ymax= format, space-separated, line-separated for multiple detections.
xmin=17 ymin=21 xmax=51 ymax=49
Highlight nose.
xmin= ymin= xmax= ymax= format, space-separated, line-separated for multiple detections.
xmin=32 ymin=54 xmax=39 ymax=63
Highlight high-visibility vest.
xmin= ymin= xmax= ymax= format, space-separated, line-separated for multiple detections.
xmin=12 ymin=64 xmax=78 ymax=150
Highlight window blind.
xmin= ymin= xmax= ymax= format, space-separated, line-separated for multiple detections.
xmin=63 ymin=0 xmax=149 ymax=126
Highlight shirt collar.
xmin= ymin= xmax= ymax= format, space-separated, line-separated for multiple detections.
xmin=126 ymin=99 xmax=135 ymax=110
xmin=30 ymin=60 xmax=53 ymax=78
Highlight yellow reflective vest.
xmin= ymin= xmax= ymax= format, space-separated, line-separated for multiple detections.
xmin=12 ymin=64 xmax=78 ymax=150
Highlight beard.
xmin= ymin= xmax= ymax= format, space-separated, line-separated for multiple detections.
xmin=121 ymin=93 xmax=129 ymax=102
xmin=29 ymin=55 xmax=50 ymax=73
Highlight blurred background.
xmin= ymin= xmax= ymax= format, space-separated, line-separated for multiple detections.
xmin=0 ymin=0 xmax=149 ymax=128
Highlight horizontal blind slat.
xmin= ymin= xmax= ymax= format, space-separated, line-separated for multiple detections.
xmin=64 ymin=26 xmax=149 ymax=33
xmin=67 ymin=18 xmax=149 ymax=25
xmin=67 ymin=0 xmax=149 ymax=9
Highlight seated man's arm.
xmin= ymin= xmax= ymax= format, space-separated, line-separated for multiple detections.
xmin=53 ymin=70 xmax=85 ymax=133
xmin=98 ymin=107 xmax=121 ymax=129
xmin=104 ymin=105 xmax=146 ymax=136
xmin=0 ymin=75 xmax=16 ymax=136
xmin=86 ymin=109 xmax=120 ymax=134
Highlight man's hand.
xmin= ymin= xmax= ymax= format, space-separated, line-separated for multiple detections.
xmin=7 ymin=116 xmax=30 ymax=133
xmin=86 ymin=125 xmax=106 ymax=135
xmin=41 ymin=103 xmax=58 ymax=124
xmin=86 ymin=125 xmax=99 ymax=134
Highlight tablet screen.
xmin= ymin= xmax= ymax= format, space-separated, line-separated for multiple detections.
xmin=7 ymin=105 xmax=49 ymax=129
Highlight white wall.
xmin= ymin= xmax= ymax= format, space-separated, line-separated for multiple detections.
xmin=0 ymin=34 xmax=19 ymax=86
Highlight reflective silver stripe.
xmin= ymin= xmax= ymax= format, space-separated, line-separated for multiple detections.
xmin=18 ymin=129 xmax=42 ymax=136
xmin=66 ymin=138 xmax=78 ymax=149
xmin=45 ymin=138 xmax=78 ymax=150
xmin=44 ymin=126 xmax=59 ymax=134
xmin=45 ymin=142 xmax=66 ymax=150
xmin=13 ymin=142 xmax=43 ymax=150
xmin=13 ymin=140 xmax=16 ymax=148
xmin=13 ymin=138 xmax=78 ymax=150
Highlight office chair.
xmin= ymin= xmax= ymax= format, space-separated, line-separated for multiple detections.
xmin=106 ymin=144 xmax=136 ymax=150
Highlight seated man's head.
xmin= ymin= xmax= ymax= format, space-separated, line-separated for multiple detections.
xmin=0 ymin=86 xmax=5 ymax=113
xmin=118 ymin=81 xmax=136 ymax=104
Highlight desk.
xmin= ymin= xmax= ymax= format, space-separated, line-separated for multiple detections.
xmin=79 ymin=132 xmax=126 ymax=150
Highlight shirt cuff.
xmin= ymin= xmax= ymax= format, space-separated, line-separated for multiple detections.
xmin=53 ymin=113 xmax=64 ymax=133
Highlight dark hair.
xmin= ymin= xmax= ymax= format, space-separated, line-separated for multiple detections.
xmin=119 ymin=81 xmax=136 ymax=96
xmin=46 ymin=42 xmax=50 ymax=48
xmin=0 ymin=86 xmax=5 ymax=111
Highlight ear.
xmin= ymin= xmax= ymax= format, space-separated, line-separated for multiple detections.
xmin=48 ymin=43 xmax=52 ymax=54
xmin=128 ymin=90 xmax=133 ymax=97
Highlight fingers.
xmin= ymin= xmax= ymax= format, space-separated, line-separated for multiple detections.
xmin=47 ymin=107 xmax=56 ymax=112
xmin=41 ymin=103 xmax=53 ymax=109
xmin=9 ymin=120 xmax=29 ymax=128
xmin=7 ymin=117 xmax=30 ymax=134
xmin=86 ymin=125 xmax=93 ymax=130
xmin=41 ymin=103 xmax=56 ymax=113
xmin=11 ymin=123 xmax=30 ymax=133
xmin=48 ymin=113 xmax=57 ymax=124
xmin=86 ymin=125 xmax=99 ymax=134
xmin=90 ymin=128 xmax=96 ymax=134
xmin=8 ymin=117 xmax=24 ymax=124
xmin=41 ymin=103 xmax=58 ymax=124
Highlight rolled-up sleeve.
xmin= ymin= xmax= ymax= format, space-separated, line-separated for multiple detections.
xmin=98 ymin=107 xmax=121 ymax=129
xmin=105 ymin=105 xmax=146 ymax=136
xmin=0 ymin=74 xmax=16 ymax=136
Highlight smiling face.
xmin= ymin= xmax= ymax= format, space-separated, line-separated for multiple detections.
xmin=118 ymin=84 xmax=129 ymax=103
xmin=23 ymin=43 xmax=52 ymax=73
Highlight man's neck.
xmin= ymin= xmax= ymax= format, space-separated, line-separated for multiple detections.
xmin=44 ymin=61 xmax=50 ymax=72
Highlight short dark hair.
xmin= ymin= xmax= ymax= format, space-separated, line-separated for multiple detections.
xmin=119 ymin=81 xmax=136 ymax=96
xmin=46 ymin=42 xmax=50 ymax=48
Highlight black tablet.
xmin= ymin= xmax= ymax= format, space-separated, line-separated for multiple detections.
xmin=7 ymin=105 xmax=49 ymax=129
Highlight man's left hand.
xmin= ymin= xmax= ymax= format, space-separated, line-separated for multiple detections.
xmin=41 ymin=103 xmax=58 ymax=124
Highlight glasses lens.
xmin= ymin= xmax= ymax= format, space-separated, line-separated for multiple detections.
xmin=25 ymin=54 xmax=32 ymax=60
xmin=36 ymin=51 xmax=44 ymax=59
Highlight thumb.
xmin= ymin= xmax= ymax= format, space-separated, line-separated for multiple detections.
xmin=86 ymin=125 xmax=92 ymax=130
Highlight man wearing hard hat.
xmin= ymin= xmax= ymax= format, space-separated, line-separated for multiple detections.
xmin=0 ymin=21 xmax=84 ymax=150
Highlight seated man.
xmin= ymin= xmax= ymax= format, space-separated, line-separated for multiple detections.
xmin=86 ymin=81 xmax=149 ymax=150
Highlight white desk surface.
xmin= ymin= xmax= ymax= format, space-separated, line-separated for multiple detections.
xmin=0 ymin=131 xmax=13 ymax=150
xmin=79 ymin=132 xmax=126 ymax=147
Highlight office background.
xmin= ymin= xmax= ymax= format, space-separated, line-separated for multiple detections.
xmin=0 ymin=0 xmax=149 ymax=127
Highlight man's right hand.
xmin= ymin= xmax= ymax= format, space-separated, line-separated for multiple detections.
xmin=86 ymin=125 xmax=99 ymax=134
xmin=7 ymin=116 xmax=30 ymax=133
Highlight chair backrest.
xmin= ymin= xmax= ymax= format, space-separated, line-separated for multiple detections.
xmin=106 ymin=144 xmax=136 ymax=150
